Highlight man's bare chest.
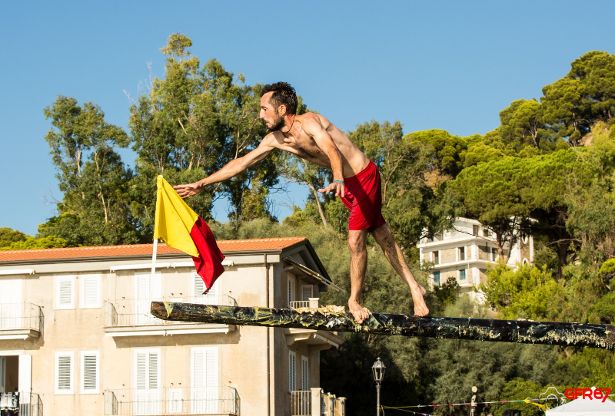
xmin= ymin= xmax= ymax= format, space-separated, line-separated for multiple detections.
xmin=281 ymin=132 xmax=324 ymax=157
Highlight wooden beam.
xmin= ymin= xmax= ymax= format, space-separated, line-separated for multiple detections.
xmin=150 ymin=302 xmax=615 ymax=349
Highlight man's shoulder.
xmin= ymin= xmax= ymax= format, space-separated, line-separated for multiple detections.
xmin=261 ymin=131 xmax=284 ymax=146
xmin=298 ymin=112 xmax=331 ymax=130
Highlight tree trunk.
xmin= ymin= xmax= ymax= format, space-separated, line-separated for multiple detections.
xmin=308 ymin=184 xmax=329 ymax=228
xmin=151 ymin=302 xmax=615 ymax=350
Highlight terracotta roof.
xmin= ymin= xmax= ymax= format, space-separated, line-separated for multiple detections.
xmin=0 ymin=237 xmax=307 ymax=263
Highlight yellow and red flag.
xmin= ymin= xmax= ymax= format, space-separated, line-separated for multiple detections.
xmin=154 ymin=175 xmax=224 ymax=293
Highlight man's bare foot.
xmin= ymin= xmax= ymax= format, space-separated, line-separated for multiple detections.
xmin=348 ymin=300 xmax=371 ymax=324
xmin=410 ymin=283 xmax=429 ymax=317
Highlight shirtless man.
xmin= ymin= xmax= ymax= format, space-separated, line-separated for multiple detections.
xmin=174 ymin=82 xmax=429 ymax=323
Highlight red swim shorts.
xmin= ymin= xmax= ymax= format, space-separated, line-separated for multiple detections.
xmin=340 ymin=161 xmax=387 ymax=231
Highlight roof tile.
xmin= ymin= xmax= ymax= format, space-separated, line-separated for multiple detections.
xmin=0 ymin=237 xmax=307 ymax=263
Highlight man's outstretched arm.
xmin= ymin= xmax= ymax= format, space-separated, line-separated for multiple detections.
xmin=173 ymin=136 xmax=276 ymax=198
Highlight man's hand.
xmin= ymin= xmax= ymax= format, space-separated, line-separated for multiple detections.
xmin=173 ymin=182 xmax=202 ymax=198
xmin=318 ymin=180 xmax=345 ymax=198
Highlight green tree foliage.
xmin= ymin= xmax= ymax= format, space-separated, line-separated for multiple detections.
xmin=0 ymin=227 xmax=27 ymax=247
xmin=40 ymin=97 xmax=138 ymax=245
xmin=482 ymin=264 xmax=564 ymax=320
xmin=129 ymin=34 xmax=277 ymax=235
xmin=498 ymin=99 xmax=555 ymax=151
xmin=0 ymin=227 xmax=68 ymax=250
xmin=541 ymin=51 xmax=615 ymax=146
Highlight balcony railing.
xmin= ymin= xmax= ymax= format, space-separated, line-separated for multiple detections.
xmin=290 ymin=389 xmax=345 ymax=416
xmin=104 ymin=386 xmax=239 ymax=416
xmin=290 ymin=298 xmax=319 ymax=310
xmin=0 ymin=302 xmax=42 ymax=336
xmin=0 ymin=392 xmax=43 ymax=416
xmin=105 ymin=295 xmax=237 ymax=328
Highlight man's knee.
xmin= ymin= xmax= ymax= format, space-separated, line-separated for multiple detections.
xmin=348 ymin=231 xmax=367 ymax=254
xmin=371 ymin=223 xmax=392 ymax=243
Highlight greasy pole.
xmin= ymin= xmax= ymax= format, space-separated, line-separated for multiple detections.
xmin=151 ymin=302 xmax=615 ymax=350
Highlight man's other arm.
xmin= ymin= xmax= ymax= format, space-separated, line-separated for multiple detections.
xmin=302 ymin=117 xmax=345 ymax=197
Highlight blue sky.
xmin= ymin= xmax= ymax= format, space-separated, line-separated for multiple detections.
xmin=1 ymin=1 xmax=614 ymax=235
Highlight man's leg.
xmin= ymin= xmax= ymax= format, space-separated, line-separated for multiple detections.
xmin=371 ymin=223 xmax=429 ymax=316
xmin=348 ymin=229 xmax=371 ymax=323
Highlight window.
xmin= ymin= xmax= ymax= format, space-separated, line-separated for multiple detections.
xmin=80 ymin=275 xmax=101 ymax=308
xmin=483 ymin=228 xmax=491 ymax=237
xmin=193 ymin=273 xmax=218 ymax=305
xmin=135 ymin=272 xmax=161 ymax=325
xmin=0 ymin=357 xmax=5 ymax=392
xmin=458 ymin=269 xmax=466 ymax=281
xmin=472 ymin=225 xmax=479 ymax=236
xmin=81 ymin=351 xmax=99 ymax=394
xmin=288 ymin=351 xmax=297 ymax=391
xmin=55 ymin=276 xmax=75 ymax=309
xmin=432 ymin=251 xmax=439 ymax=265
xmin=287 ymin=277 xmax=296 ymax=305
xmin=301 ymin=285 xmax=314 ymax=301
xmin=134 ymin=349 xmax=161 ymax=415
xmin=191 ymin=347 xmax=219 ymax=413
xmin=301 ymin=356 xmax=309 ymax=390
xmin=458 ymin=247 xmax=466 ymax=261
xmin=491 ymin=248 xmax=497 ymax=261
xmin=432 ymin=271 xmax=441 ymax=286
xmin=55 ymin=352 xmax=74 ymax=394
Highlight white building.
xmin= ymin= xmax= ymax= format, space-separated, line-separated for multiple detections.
xmin=0 ymin=237 xmax=345 ymax=416
xmin=417 ymin=217 xmax=534 ymax=296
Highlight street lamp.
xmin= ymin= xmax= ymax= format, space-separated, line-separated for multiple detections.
xmin=470 ymin=386 xmax=478 ymax=416
xmin=372 ymin=357 xmax=386 ymax=416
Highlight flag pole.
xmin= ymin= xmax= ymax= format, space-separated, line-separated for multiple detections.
xmin=151 ymin=238 xmax=159 ymax=278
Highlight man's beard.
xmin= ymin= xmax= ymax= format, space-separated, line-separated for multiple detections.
xmin=266 ymin=115 xmax=285 ymax=132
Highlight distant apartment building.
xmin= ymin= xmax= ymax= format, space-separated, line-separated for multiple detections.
xmin=0 ymin=237 xmax=345 ymax=416
xmin=417 ymin=217 xmax=534 ymax=295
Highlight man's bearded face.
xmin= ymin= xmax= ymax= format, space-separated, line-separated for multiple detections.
xmin=265 ymin=108 xmax=284 ymax=132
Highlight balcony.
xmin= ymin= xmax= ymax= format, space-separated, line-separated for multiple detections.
xmin=104 ymin=386 xmax=239 ymax=416
xmin=0 ymin=392 xmax=43 ymax=416
xmin=286 ymin=299 xmax=344 ymax=349
xmin=104 ymin=296 xmax=237 ymax=337
xmin=291 ymin=389 xmax=345 ymax=416
xmin=0 ymin=303 xmax=42 ymax=340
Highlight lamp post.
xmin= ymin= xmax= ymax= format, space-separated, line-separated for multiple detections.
xmin=470 ymin=386 xmax=477 ymax=416
xmin=372 ymin=357 xmax=386 ymax=416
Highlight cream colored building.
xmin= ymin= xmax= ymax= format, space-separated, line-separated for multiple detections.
xmin=418 ymin=217 xmax=534 ymax=299
xmin=0 ymin=237 xmax=345 ymax=416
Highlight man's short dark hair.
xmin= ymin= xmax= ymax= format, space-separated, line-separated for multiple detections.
xmin=261 ymin=82 xmax=298 ymax=115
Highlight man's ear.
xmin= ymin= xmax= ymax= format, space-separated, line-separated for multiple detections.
xmin=277 ymin=104 xmax=287 ymax=116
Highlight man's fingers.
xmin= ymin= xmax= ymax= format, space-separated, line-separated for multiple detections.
xmin=173 ymin=184 xmax=197 ymax=199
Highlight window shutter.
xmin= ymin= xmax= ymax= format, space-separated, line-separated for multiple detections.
xmin=136 ymin=351 xmax=146 ymax=389
xmin=287 ymin=277 xmax=296 ymax=304
xmin=191 ymin=347 xmax=219 ymax=413
xmin=81 ymin=352 xmax=99 ymax=393
xmin=80 ymin=275 xmax=101 ymax=308
xmin=0 ymin=357 xmax=5 ymax=392
xmin=135 ymin=273 xmax=161 ymax=324
xmin=301 ymin=356 xmax=309 ymax=390
xmin=149 ymin=352 xmax=159 ymax=389
xmin=194 ymin=273 xmax=217 ymax=305
xmin=288 ymin=351 xmax=297 ymax=391
xmin=191 ymin=347 xmax=218 ymax=388
xmin=135 ymin=350 xmax=159 ymax=389
xmin=56 ymin=277 xmax=75 ymax=309
xmin=55 ymin=352 xmax=73 ymax=393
